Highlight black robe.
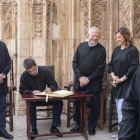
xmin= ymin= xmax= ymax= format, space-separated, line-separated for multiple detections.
xmin=108 ymin=45 xmax=139 ymax=99
xmin=72 ymin=41 xmax=106 ymax=93
xmin=0 ymin=41 xmax=11 ymax=94
xmin=19 ymin=66 xmax=58 ymax=94
xmin=119 ymin=66 xmax=140 ymax=140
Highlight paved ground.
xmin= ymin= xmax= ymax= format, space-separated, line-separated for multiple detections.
xmin=2 ymin=115 xmax=117 ymax=140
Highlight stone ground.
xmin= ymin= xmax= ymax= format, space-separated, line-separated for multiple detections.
xmin=1 ymin=115 xmax=118 ymax=140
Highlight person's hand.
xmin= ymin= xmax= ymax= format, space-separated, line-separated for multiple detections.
xmin=111 ymin=81 xmax=117 ymax=87
xmin=44 ymin=87 xmax=51 ymax=94
xmin=0 ymin=79 xmax=3 ymax=84
xmin=32 ymin=90 xmax=41 ymax=95
xmin=79 ymin=76 xmax=89 ymax=87
xmin=0 ymin=74 xmax=5 ymax=84
xmin=111 ymin=78 xmax=123 ymax=87
xmin=114 ymin=78 xmax=122 ymax=85
xmin=110 ymin=73 xmax=119 ymax=87
xmin=111 ymin=75 xmax=119 ymax=82
xmin=111 ymin=72 xmax=119 ymax=81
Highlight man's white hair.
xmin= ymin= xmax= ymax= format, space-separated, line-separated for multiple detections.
xmin=88 ymin=26 xmax=101 ymax=35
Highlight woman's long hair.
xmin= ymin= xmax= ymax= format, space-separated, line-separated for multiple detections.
xmin=116 ymin=27 xmax=133 ymax=45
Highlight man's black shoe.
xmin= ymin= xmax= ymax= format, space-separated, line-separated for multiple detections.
xmin=50 ymin=126 xmax=63 ymax=137
xmin=31 ymin=129 xmax=38 ymax=140
xmin=0 ymin=130 xmax=13 ymax=139
xmin=88 ymin=127 xmax=96 ymax=135
xmin=70 ymin=125 xmax=80 ymax=132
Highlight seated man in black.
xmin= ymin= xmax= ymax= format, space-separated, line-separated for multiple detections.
xmin=19 ymin=58 xmax=63 ymax=139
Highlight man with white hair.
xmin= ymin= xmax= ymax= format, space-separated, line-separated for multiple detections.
xmin=71 ymin=27 xmax=106 ymax=135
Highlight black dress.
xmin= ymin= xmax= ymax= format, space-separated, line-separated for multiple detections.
xmin=108 ymin=45 xmax=139 ymax=99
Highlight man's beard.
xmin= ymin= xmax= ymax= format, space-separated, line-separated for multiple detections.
xmin=88 ymin=40 xmax=97 ymax=46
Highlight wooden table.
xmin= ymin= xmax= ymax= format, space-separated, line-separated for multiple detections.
xmin=21 ymin=92 xmax=92 ymax=140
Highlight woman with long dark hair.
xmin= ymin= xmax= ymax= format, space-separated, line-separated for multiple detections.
xmin=108 ymin=27 xmax=139 ymax=139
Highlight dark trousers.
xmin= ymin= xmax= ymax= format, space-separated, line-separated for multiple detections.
xmin=30 ymin=100 xmax=63 ymax=130
xmin=0 ymin=92 xmax=6 ymax=131
xmin=119 ymin=135 xmax=136 ymax=140
xmin=75 ymin=92 xmax=100 ymax=129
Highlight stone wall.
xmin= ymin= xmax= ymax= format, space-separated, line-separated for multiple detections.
xmin=0 ymin=0 xmax=140 ymax=115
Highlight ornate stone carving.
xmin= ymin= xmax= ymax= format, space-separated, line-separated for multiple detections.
xmin=52 ymin=2 xmax=58 ymax=25
xmin=119 ymin=0 xmax=131 ymax=29
xmin=133 ymin=0 xmax=140 ymax=39
xmin=32 ymin=0 xmax=43 ymax=38
xmin=87 ymin=0 xmax=107 ymax=42
xmin=1 ymin=0 xmax=15 ymax=3
xmin=80 ymin=0 xmax=89 ymax=39
xmin=80 ymin=0 xmax=107 ymax=39
xmin=2 ymin=1 xmax=12 ymax=39
xmin=89 ymin=0 xmax=103 ymax=30
xmin=46 ymin=0 xmax=51 ymax=38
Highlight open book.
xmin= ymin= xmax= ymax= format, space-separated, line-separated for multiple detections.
xmin=48 ymin=90 xmax=74 ymax=97
xmin=34 ymin=90 xmax=73 ymax=98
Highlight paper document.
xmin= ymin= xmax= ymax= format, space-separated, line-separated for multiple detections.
xmin=49 ymin=90 xmax=74 ymax=97
xmin=34 ymin=92 xmax=46 ymax=96
xmin=34 ymin=92 xmax=48 ymax=102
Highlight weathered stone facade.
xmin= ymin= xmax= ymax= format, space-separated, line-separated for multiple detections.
xmin=0 ymin=0 xmax=140 ymax=115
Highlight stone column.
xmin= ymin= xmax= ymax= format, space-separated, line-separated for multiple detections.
xmin=69 ymin=0 xmax=81 ymax=82
xmin=15 ymin=0 xmax=32 ymax=115
xmin=107 ymin=0 xmax=119 ymax=61
xmin=56 ymin=0 xmax=82 ymax=88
